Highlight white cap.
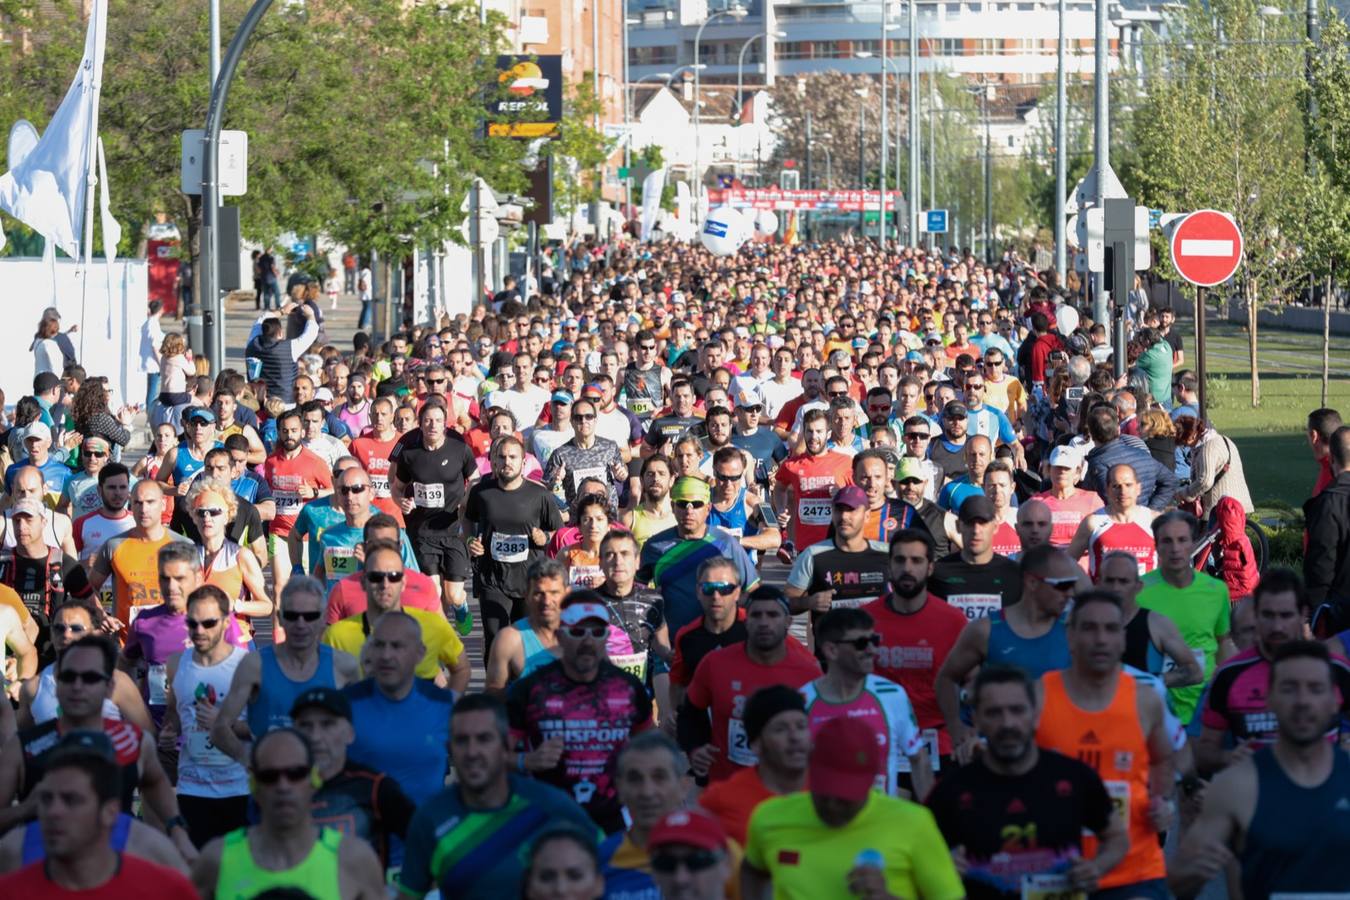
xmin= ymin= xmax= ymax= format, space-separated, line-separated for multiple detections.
xmin=1047 ymin=445 xmax=1080 ymax=468
xmin=20 ymin=422 xmax=51 ymax=444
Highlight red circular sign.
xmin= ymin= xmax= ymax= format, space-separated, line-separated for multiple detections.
xmin=1170 ymin=209 xmax=1243 ymax=287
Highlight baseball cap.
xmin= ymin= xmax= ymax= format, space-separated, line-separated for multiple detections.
xmin=671 ymin=476 xmax=712 ymax=504
xmin=184 ymin=407 xmax=216 ymax=424
xmin=894 ymin=458 xmax=928 ymax=483
xmin=314 ymin=387 xmax=334 ymax=403
xmin=563 ymin=318 xmax=579 ymax=329
xmin=19 ymin=422 xmax=51 ymax=444
xmin=924 ymin=331 xmax=944 ymax=344
xmin=559 ymin=597 xmax=612 ymax=627
xmin=942 ymin=401 xmax=968 ymax=420
xmin=832 ymin=485 xmax=867 ymax=509
xmin=904 ymin=350 xmax=924 ymax=363
xmin=10 ymin=498 xmax=44 ymax=519
xmin=648 ymin=809 xmax=730 ymax=853
xmin=809 ymin=717 xmax=881 ymax=803
xmin=54 ymin=730 xmax=114 ymax=760
xmin=1047 ymin=445 xmax=1080 ymax=468
xmin=735 ymin=388 xmax=763 ymax=409
xmin=581 ymin=384 xmax=604 ymax=399
xmin=290 ymin=686 xmax=352 ymax=721
xmin=958 ymin=494 xmax=997 ymax=523
xmin=551 ymin=390 xmax=573 ymax=405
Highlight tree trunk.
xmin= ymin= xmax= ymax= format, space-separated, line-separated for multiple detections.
xmin=1325 ymin=269 xmax=1333 ymax=408
xmin=1247 ymin=279 xmax=1260 ymax=408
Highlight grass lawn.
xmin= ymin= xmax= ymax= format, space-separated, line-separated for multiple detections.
xmin=1172 ymin=314 xmax=1350 ymax=511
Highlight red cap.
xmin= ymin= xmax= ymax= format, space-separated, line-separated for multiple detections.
xmin=832 ymin=485 xmax=867 ymax=510
xmin=809 ymin=717 xmax=880 ymax=803
xmin=647 ymin=808 xmax=729 ymax=852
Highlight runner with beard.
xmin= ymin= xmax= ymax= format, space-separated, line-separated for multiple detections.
xmin=466 ymin=436 xmax=562 ymax=660
xmin=679 ymin=590 xmax=821 ymax=785
xmin=391 ymin=401 xmax=477 ymax=634
xmin=507 ymin=593 xmax=652 ymax=832
xmin=622 ymin=454 xmax=675 ymax=552
xmin=348 ymin=396 xmax=404 ymax=524
xmin=863 ymin=529 xmax=967 ymax=772
xmin=926 ymin=665 xmax=1127 ymax=899
xmin=772 ymin=408 xmax=853 ymax=557
xmin=263 ymin=408 xmax=334 ymax=598
xmin=1170 ymin=641 xmax=1350 ymax=899
xmin=621 ymin=329 xmax=669 ymax=423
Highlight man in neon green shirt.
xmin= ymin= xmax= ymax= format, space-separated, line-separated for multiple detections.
xmin=741 ymin=716 xmax=962 ymax=900
xmin=1136 ymin=510 xmax=1236 ymax=724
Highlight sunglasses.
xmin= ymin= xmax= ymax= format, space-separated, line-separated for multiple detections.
xmin=1031 ymin=572 xmax=1079 ymax=592
xmin=254 ymin=765 xmax=312 ymax=785
xmin=828 ymin=391 xmax=849 ymax=398
xmin=85 ymin=450 xmax=108 ymax=458
xmin=713 ymin=473 xmax=741 ymax=483
xmin=365 ymin=570 xmax=405 ymax=584
xmin=195 ymin=507 xmax=225 ymax=519
xmin=651 ymin=850 xmax=724 ymax=874
xmin=699 ymin=581 xmax=738 ymax=597
xmin=339 ymin=484 xmax=368 ymax=495
xmin=903 ymin=432 xmax=930 ymax=441
xmin=574 ymin=413 xmax=597 ymax=421
xmin=427 ymin=378 xmax=447 ymax=385
xmin=186 ymin=617 xmax=220 ymax=631
xmin=673 ymin=500 xmax=706 ymax=510
xmin=566 ymin=625 xmax=607 ymax=639
xmin=280 ymin=609 xmax=323 ymax=623
xmin=57 ymin=669 xmax=108 ymax=685
xmin=50 ymin=622 xmax=87 ymax=634
xmin=833 ymin=633 xmax=882 ymax=650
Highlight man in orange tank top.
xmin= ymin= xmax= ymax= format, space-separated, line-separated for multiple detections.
xmin=1035 ymin=590 xmax=1175 ymax=900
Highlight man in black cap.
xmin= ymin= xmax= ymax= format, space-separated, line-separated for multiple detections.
xmin=930 ymin=495 xmax=1023 ymax=620
xmin=290 ymin=687 xmax=416 ymax=868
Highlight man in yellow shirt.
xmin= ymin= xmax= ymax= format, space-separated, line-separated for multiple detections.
xmin=321 ymin=541 xmax=469 ymax=692
xmin=741 ymin=716 xmax=962 ymax=900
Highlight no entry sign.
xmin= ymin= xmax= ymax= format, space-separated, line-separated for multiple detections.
xmin=1170 ymin=209 xmax=1243 ymax=287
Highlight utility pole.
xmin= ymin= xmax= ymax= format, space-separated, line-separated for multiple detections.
xmin=879 ymin=0 xmax=888 ymax=247
xmin=907 ymin=0 xmax=919 ymax=249
xmin=1054 ymin=0 xmax=1067 ymax=281
xmin=983 ymin=86 xmax=992 ymax=264
xmin=1092 ymin=0 xmax=1111 ymax=323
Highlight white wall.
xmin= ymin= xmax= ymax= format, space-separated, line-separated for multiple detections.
xmin=0 ymin=258 xmax=148 ymax=407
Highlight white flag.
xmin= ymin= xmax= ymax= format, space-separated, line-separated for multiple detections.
xmin=0 ymin=0 xmax=107 ymax=259
xmin=639 ymin=168 xmax=666 ymax=242
xmin=97 ymin=137 xmax=119 ymax=263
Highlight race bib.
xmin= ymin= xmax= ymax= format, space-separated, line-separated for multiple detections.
xmin=1103 ymin=780 xmax=1131 ymax=833
xmin=1162 ymin=648 xmax=1206 ymax=675
xmin=727 ymin=717 xmax=759 ymax=767
xmin=895 ymin=728 xmax=942 ymax=773
xmin=626 ymin=396 xmax=654 ymax=416
xmin=186 ymin=729 xmax=234 ymax=769
xmin=568 ymin=564 xmax=603 ymax=588
xmin=1021 ymin=873 xmax=1086 ymax=900
xmin=610 ymin=650 xmax=648 ymax=683
xmin=413 ymin=482 xmax=445 ymax=508
xmin=369 ymin=473 xmax=391 ymax=498
xmin=147 ymin=663 xmax=168 ymax=707
xmin=274 ymin=490 xmax=301 ymax=514
xmin=127 ymin=603 xmax=154 ymax=626
xmin=798 ymin=498 xmax=833 ymax=525
xmin=947 ymin=593 xmax=1002 ymax=621
xmin=572 ymin=466 xmax=606 ymax=488
xmin=324 ymin=545 xmax=359 ymax=577
xmin=490 ymin=533 xmax=529 ymax=564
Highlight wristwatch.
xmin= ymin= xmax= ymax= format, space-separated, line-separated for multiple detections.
xmin=165 ymin=814 xmax=189 ymax=835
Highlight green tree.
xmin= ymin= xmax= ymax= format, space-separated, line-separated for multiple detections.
xmin=1128 ymin=0 xmax=1316 ymax=407
xmin=550 ymin=76 xmax=613 ymax=231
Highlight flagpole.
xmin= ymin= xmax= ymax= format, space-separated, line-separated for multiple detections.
xmin=77 ymin=0 xmax=106 ymax=362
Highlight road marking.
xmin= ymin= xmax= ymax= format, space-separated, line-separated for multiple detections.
xmin=1180 ymin=239 xmax=1234 ymax=256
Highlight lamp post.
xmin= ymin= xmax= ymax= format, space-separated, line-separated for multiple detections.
xmin=854 ymin=87 xmax=868 ymax=234
xmin=817 ymin=133 xmax=834 ymax=189
xmin=1054 ymin=0 xmax=1066 ymax=280
xmin=693 ymin=5 xmax=747 ymax=224
xmin=907 ymin=0 xmax=919 ymax=250
xmin=627 ymin=71 xmax=671 ymax=225
xmin=736 ymin=30 xmax=785 ymax=180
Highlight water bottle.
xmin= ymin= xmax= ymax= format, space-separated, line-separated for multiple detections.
xmin=854 ymin=848 xmax=884 ymax=870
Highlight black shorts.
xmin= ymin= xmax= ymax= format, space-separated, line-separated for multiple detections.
xmin=414 ymin=533 xmax=469 ymax=582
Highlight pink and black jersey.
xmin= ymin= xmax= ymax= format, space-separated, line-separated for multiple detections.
xmin=505 ymin=660 xmax=652 ymax=833
xmin=1202 ymin=646 xmax=1350 ymax=745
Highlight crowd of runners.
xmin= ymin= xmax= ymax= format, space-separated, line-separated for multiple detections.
xmin=0 ymin=237 xmax=1346 ymax=899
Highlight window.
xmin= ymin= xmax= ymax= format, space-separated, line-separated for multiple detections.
xmin=630 ymin=45 xmax=677 ymax=66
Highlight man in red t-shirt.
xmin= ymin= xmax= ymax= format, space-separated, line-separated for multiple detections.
xmin=679 ymin=589 xmax=821 ymax=784
xmin=862 ymin=528 xmax=966 ymax=763
xmin=1033 ymin=445 xmax=1103 ymax=549
xmin=349 ymin=396 xmax=404 ymax=525
xmin=263 ymin=408 xmax=334 ymax=599
xmin=0 ymin=737 xmax=196 ymax=897
xmin=772 ymin=408 xmax=853 ymax=552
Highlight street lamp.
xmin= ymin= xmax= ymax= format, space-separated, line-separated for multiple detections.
xmin=736 ymin=30 xmax=786 ymax=122
xmin=855 ymin=86 xmax=869 ymax=234
xmin=949 ymin=74 xmax=994 ymax=263
xmin=693 ymin=4 xmax=747 ymax=224
xmin=626 ymin=71 xmax=671 ymax=222
xmin=817 ymin=133 xmax=834 ymax=189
